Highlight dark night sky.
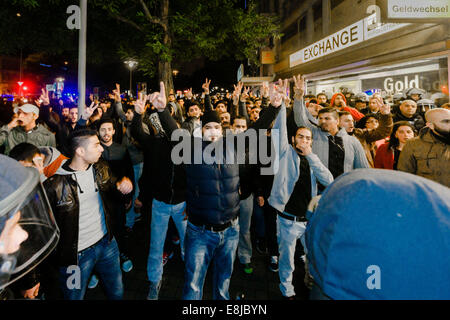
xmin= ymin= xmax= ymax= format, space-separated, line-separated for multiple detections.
xmin=35 ymin=57 xmax=243 ymax=97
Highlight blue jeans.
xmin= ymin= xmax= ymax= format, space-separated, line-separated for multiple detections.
xmin=238 ymin=194 xmax=253 ymax=264
xmin=182 ymin=219 xmax=239 ymax=300
xmin=147 ymin=199 xmax=187 ymax=283
xmin=59 ymin=236 xmax=123 ymax=300
xmin=126 ymin=162 xmax=144 ymax=228
xmin=253 ymin=195 xmax=265 ymax=239
xmin=277 ymin=214 xmax=307 ymax=298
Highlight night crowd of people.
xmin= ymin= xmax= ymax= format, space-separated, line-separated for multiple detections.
xmin=0 ymin=74 xmax=449 ymax=300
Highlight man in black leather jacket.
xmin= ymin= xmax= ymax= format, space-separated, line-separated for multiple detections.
xmin=43 ymin=129 xmax=133 ymax=300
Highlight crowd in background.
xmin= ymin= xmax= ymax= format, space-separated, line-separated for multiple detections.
xmin=0 ymin=75 xmax=449 ymax=300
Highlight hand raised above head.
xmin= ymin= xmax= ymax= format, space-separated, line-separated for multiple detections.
xmin=149 ymin=81 xmax=167 ymax=112
xmin=269 ymin=78 xmax=288 ymax=108
xmin=293 ymin=74 xmax=305 ymax=100
xmin=81 ymin=101 xmax=99 ymax=120
xmin=39 ymin=88 xmax=50 ymax=106
xmin=134 ymin=91 xmax=148 ymax=115
xmin=202 ymin=78 xmax=211 ymax=94
xmin=112 ymin=83 xmax=121 ymax=102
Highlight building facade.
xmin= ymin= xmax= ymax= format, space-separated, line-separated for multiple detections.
xmin=259 ymin=0 xmax=449 ymax=102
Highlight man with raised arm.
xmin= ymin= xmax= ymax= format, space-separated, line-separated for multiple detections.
xmin=292 ymin=75 xmax=369 ymax=180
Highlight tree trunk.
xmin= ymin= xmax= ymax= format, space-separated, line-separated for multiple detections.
xmin=159 ymin=59 xmax=173 ymax=96
xmin=159 ymin=0 xmax=174 ymax=96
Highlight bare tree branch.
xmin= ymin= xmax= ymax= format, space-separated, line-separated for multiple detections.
xmin=110 ymin=13 xmax=144 ymax=32
xmin=138 ymin=0 xmax=168 ymax=32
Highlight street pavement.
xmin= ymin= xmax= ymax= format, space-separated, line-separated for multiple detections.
xmin=85 ymin=205 xmax=310 ymax=300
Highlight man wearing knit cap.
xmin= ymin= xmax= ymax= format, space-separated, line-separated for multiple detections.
xmin=151 ymin=78 xmax=284 ymax=300
xmin=0 ymin=103 xmax=56 ymax=154
xmin=330 ymin=92 xmax=365 ymax=122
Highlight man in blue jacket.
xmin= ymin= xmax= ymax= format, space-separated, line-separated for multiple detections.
xmin=148 ymin=80 xmax=284 ymax=300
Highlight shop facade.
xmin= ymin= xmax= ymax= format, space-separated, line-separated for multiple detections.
xmin=273 ymin=1 xmax=449 ymax=103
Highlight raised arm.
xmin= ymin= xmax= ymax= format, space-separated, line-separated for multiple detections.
xmin=130 ymin=93 xmax=153 ymax=145
xmin=271 ymin=102 xmax=289 ymax=156
xmin=250 ymin=79 xmax=287 ymax=131
xmin=202 ymin=78 xmax=213 ymax=112
xmin=36 ymin=88 xmax=60 ymax=133
xmin=112 ymin=83 xmax=127 ymax=122
xmin=292 ymin=75 xmax=314 ymax=131
xmin=358 ymin=100 xmax=393 ymax=143
xmin=149 ymin=82 xmax=182 ymax=140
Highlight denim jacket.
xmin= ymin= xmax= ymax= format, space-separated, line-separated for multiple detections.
xmin=268 ymin=103 xmax=333 ymax=213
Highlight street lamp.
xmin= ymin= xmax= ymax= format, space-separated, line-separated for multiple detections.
xmin=124 ymin=59 xmax=138 ymax=97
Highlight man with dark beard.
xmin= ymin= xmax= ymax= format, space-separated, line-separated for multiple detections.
xmin=329 ymin=92 xmax=364 ymax=122
xmin=97 ymin=118 xmax=135 ymax=273
xmin=293 ymin=75 xmax=369 ymax=180
xmin=268 ymin=101 xmax=333 ymax=299
xmin=398 ymin=108 xmax=450 ymax=187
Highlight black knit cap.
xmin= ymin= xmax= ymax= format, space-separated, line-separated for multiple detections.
xmin=201 ymin=110 xmax=221 ymax=127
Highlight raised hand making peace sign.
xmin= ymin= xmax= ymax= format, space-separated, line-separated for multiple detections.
xmin=134 ymin=91 xmax=148 ymax=115
xmin=36 ymin=88 xmax=50 ymax=106
xmin=269 ymin=79 xmax=288 ymax=108
xmin=81 ymin=101 xmax=99 ymax=120
xmin=202 ymin=78 xmax=211 ymax=95
xmin=293 ymin=74 xmax=306 ymax=100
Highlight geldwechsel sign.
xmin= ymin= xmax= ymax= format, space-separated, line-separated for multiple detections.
xmin=387 ymin=0 xmax=450 ymax=19
xmin=289 ymin=14 xmax=409 ymax=67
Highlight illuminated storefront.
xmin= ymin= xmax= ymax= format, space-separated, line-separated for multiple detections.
xmin=274 ymin=5 xmax=449 ymax=103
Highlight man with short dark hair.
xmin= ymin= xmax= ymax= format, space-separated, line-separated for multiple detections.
xmin=293 ymin=75 xmax=369 ymax=179
xmin=9 ymin=142 xmax=45 ymax=178
xmin=182 ymin=100 xmax=203 ymax=135
xmin=316 ymin=93 xmax=328 ymax=105
xmin=43 ymin=129 xmax=133 ymax=300
xmin=339 ymin=97 xmax=393 ymax=167
xmin=268 ymin=101 xmax=333 ymax=300
xmin=97 ymin=118 xmax=135 ymax=273
xmin=220 ymin=112 xmax=231 ymax=130
xmin=37 ymin=88 xmax=90 ymax=155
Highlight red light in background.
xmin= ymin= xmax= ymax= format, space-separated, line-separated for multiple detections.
xmin=23 ymin=86 xmax=28 ymax=91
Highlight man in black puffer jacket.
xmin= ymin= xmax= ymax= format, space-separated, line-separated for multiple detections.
xmin=145 ymin=79 xmax=285 ymax=300
xmin=131 ymin=97 xmax=187 ymax=300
